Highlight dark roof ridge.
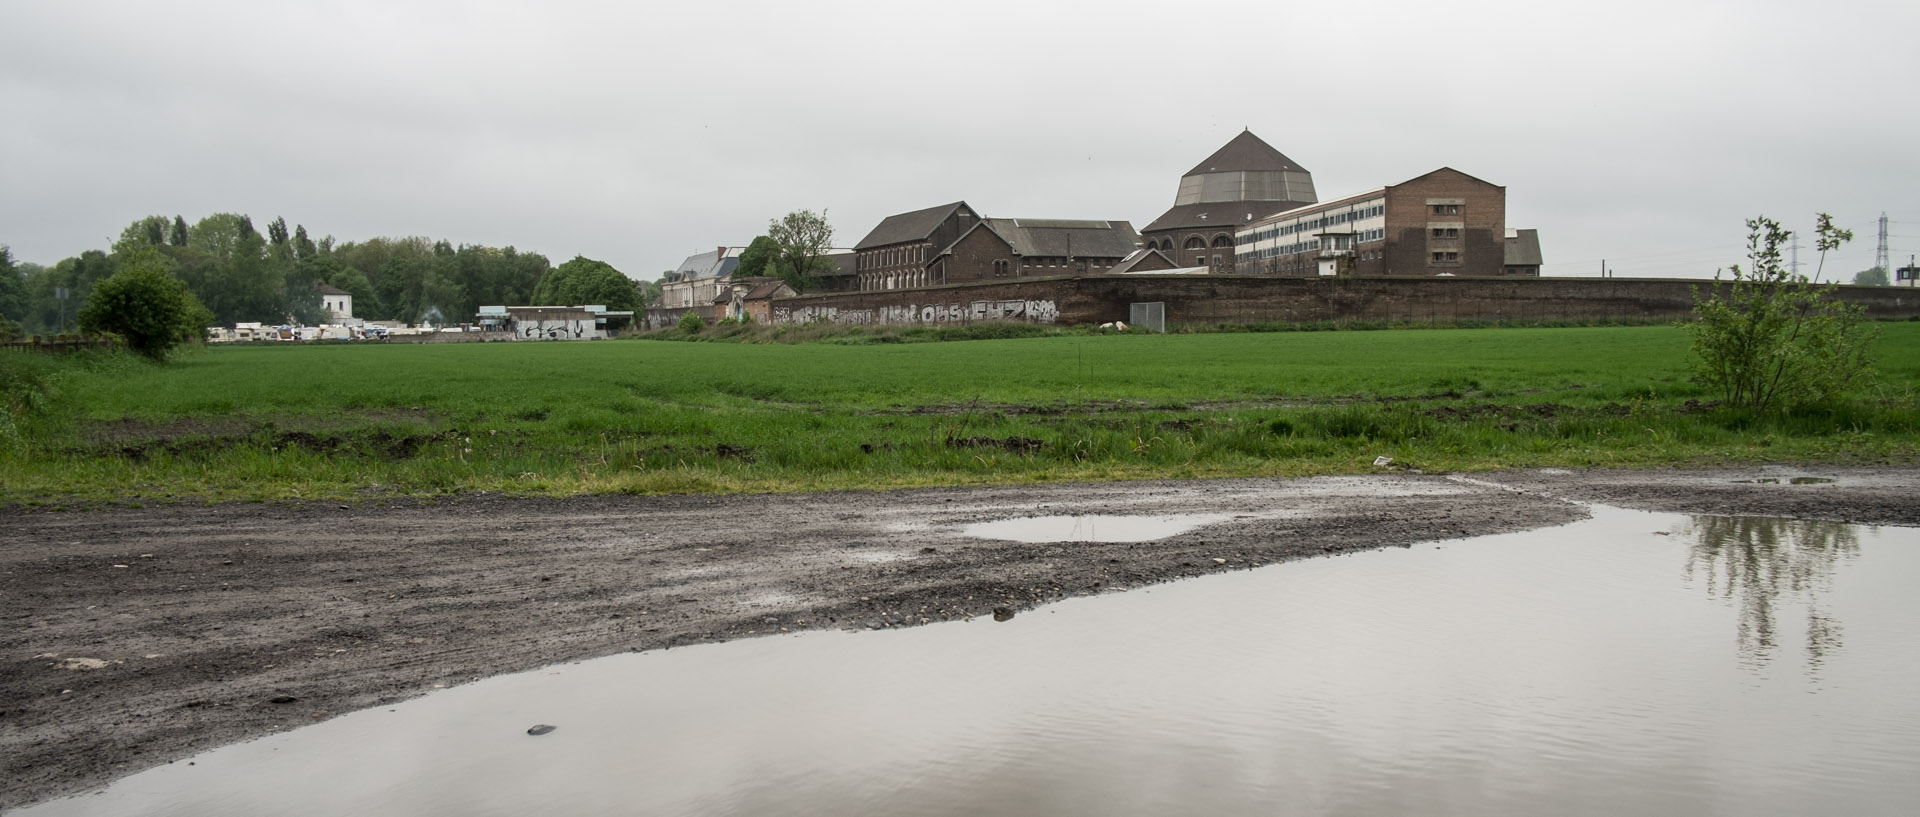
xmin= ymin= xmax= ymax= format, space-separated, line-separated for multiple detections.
xmin=1184 ymin=130 xmax=1308 ymax=177
xmin=853 ymin=201 xmax=974 ymax=250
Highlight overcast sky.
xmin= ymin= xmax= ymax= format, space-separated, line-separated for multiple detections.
xmin=4 ymin=0 xmax=1916 ymax=281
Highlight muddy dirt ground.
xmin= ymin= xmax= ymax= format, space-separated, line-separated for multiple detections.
xmin=4 ymin=465 xmax=1916 ymax=810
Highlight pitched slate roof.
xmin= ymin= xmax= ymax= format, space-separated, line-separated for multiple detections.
xmin=1106 ymin=247 xmax=1179 ymax=274
xmin=1185 ymin=130 xmax=1309 ymax=176
xmin=672 ymin=247 xmax=741 ymax=280
xmin=316 ymin=283 xmax=350 ymax=296
xmin=822 ymin=249 xmax=858 ymax=277
xmin=981 ymin=218 xmax=1141 ymax=259
xmin=713 ymin=277 xmax=797 ymax=303
xmin=854 ymin=201 xmax=974 ymax=250
xmin=1143 ymin=202 xmax=1301 ymax=234
xmin=1504 ymin=229 xmax=1543 ymax=266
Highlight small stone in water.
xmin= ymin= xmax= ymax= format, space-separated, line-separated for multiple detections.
xmin=527 ymin=724 xmax=557 ymax=736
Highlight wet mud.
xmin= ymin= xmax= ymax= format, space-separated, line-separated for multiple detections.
xmin=2 ymin=465 xmax=1915 ymax=810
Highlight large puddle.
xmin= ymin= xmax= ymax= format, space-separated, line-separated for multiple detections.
xmin=26 ymin=507 xmax=1920 ymax=816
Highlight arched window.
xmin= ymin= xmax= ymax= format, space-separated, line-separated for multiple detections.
xmin=1211 ymin=234 xmax=1233 ymax=248
xmin=1184 ymin=236 xmax=1206 ymax=250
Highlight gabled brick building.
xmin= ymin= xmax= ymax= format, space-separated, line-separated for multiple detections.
xmin=1141 ymin=130 xmax=1318 ymax=273
xmin=928 ymin=218 xmax=1142 ymax=284
xmin=1234 ymin=167 xmax=1528 ymax=277
xmin=850 ymin=201 xmax=980 ymax=291
xmin=850 ymin=202 xmax=1144 ymax=290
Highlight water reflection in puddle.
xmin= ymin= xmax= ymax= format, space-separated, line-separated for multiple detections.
xmin=27 ymin=508 xmax=1920 ymax=817
xmin=962 ymin=513 xmax=1227 ymax=542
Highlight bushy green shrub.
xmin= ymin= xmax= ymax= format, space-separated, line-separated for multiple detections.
xmin=0 ymin=353 xmax=59 ymax=446
xmin=1687 ymin=216 xmax=1878 ymax=413
xmin=76 ymin=248 xmax=212 ymax=361
xmin=676 ymin=311 xmax=706 ymax=333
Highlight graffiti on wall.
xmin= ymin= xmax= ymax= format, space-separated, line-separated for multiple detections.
xmin=773 ymin=299 xmax=1059 ymax=327
xmin=514 ymin=319 xmax=599 ymax=340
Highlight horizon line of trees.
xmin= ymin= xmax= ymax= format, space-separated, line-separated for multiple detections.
xmin=1 ymin=214 xmax=644 ymax=338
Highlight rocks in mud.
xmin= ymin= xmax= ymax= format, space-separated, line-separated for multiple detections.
xmin=992 ymin=606 xmax=1015 ymax=622
xmin=268 ymin=695 xmax=297 ymax=704
xmin=526 ymin=724 xmax=557 ymax=736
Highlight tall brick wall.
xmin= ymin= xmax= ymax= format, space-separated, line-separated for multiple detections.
xmin=767 ymin=274 xmax=1920 ymax=327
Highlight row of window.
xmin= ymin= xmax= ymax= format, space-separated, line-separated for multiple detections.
xmin=859 ymin=243 xmax=928 ymax=270
xmin=1430 ymin=204 xmax=1461 ymax=216
xmin=1239 ymin=203 xmax=1386 ymax=245
xmin=1432 ymin=251 xmax=1460 ymax=264
xmin=1241 ymin=239 xmax=1320 ymax=259
xmin=1430 ymin=227 xmax=1459 ymax=239
xmin=1237 ymin=228 xmax=1386 ymax=260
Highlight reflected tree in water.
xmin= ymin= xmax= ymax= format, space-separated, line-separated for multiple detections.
xmin=1682 ymin=517 xmax=1859 ymax=672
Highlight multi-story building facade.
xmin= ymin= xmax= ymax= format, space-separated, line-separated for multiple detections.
xmin=1140 ymin=130 xmax=1318 ymax=273
xmin=1235 ymin=168 xmax=1528 ymax=277
xmin=849 ymin=201 xmax=981 ymax=291
xmin=659 ymin=246 xmax=742 ymax=308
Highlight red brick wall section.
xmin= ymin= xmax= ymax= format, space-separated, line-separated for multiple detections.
xmin=1382 ymin=169 xmax=1508 ymax=277
xmin=1142 ymin=228 xmax=1239 ymax=272
xmin=939 ymin=226 xmax=1017 ymax=285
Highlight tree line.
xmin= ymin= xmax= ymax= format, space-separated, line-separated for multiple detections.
xmin=1 ymin=214 xmax=644 ymax=339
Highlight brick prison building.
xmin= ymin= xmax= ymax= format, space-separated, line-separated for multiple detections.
xmin=847 ymin=201 xmax=1145 ymax=291
xmin=1234 ymin=167 xmax=1532 ymax=277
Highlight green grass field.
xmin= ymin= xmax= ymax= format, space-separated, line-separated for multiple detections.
xmin=4 ymin=324 xmax=1917 ymax=503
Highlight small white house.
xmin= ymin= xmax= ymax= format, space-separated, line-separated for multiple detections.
xmin=318 ymin=283 xmax=354 ymax=321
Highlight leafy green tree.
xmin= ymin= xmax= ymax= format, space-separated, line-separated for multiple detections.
xmin=327 ymin=267 xmax=379 ymax=315
xmin=766 ymin=209 xmax=834 ymax=292
xmin=533 ymin=256 xmax=643 ymax=310
xmin=0 ymin=245 xmax=26 ymax=324
xmin=733 ymin=236 xmax=778 ymax=279
xmin=26 ymin=251 xmax=121 ymax=333
xmin=1853 ymin=267 xmax=1890 ymax=286
xmin=169 ymin=215 xmax=189 ymax=247
xmin=292 ymin=225 xmax=318 ymax=261
xmin=1810 ymin=213 xmax=1852 ymax=284
xmin=1686 ymin=216 xmax=1879 ymax=413
xmin=113 ymin=216 xmax=172 ymax=255
xmin=376 ymin=255 xmax=429 ymax=323
xmin=11 ymin=260 xmax=54 ymax=333
xmin=77 ymin=248 xmax=212 ymax=360
xmin=187 ymin=213 xmax=256 ymax=260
